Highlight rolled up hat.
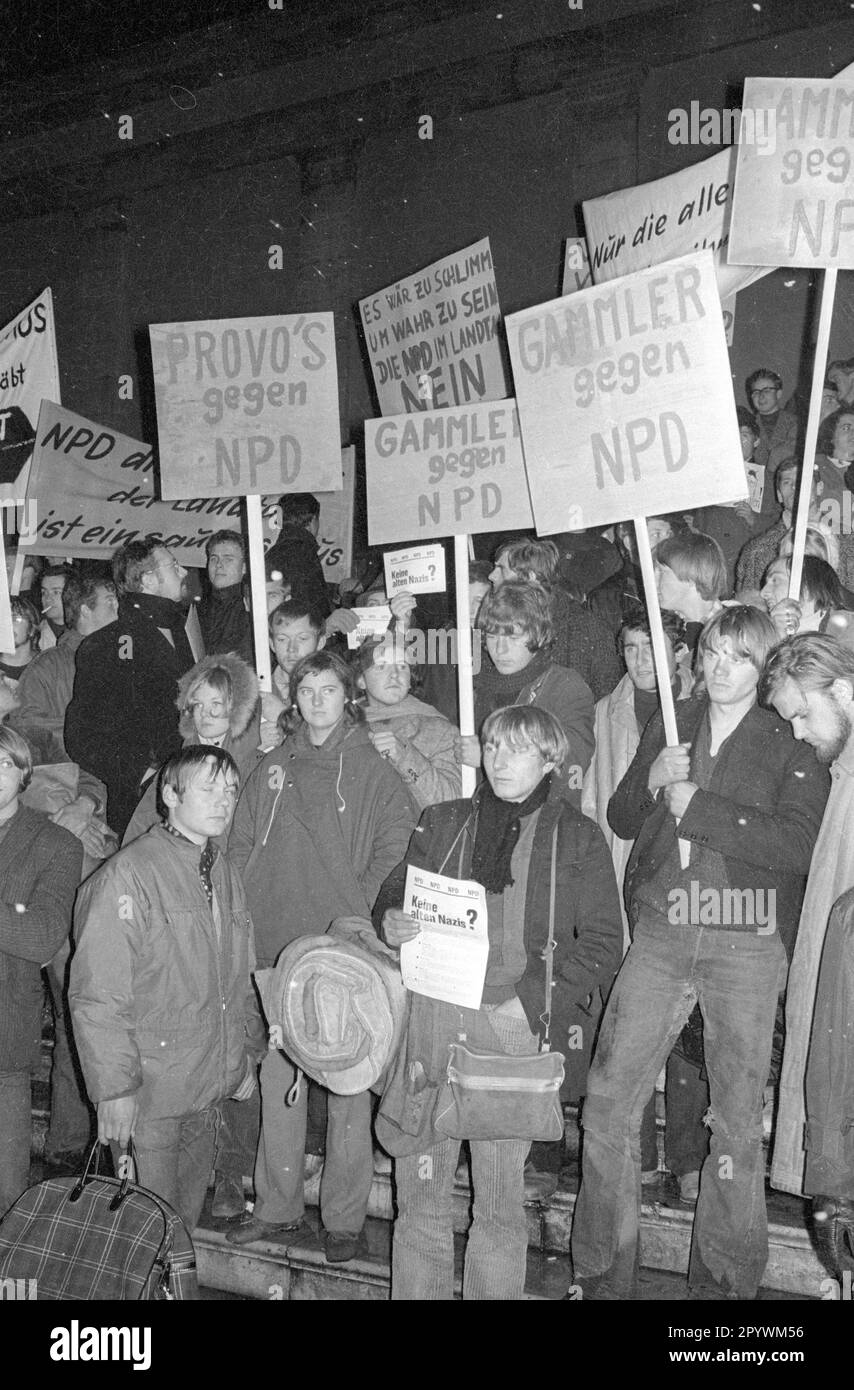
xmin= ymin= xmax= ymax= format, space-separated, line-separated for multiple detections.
xmin=255 ymin=920 xmax=408 ymax=1095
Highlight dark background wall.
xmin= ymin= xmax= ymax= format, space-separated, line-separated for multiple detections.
xmin=0 ymin=0 xmax=852 ymax=565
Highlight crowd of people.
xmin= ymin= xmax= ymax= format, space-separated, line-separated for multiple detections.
xmin=1 ymin=359 xmax=854 ymax=1301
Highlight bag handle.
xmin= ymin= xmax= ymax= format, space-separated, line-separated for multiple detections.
xmin=539 ymin=822 xmax=559 ymax=1051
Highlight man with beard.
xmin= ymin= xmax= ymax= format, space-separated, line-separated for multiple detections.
xmin=760 ymin=634 xmax=854 ymax=1197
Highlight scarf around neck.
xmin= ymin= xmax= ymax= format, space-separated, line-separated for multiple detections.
xmin=470 ymin=773 xmax=552 ymax=894
xmin=474 ymin=647 xmax=552 ymax=725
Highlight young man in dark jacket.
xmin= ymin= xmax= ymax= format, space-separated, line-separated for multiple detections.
xmin=65 ymin=537 xmax=196 ymax=836
xmin=264 ymin=492 xmax=331 ymax=618
xmin=0 ymin=727 xmax=83 ymax=1214
xmin=70 ymin=746 xmax=264 ymax=1230
xmin=571 ymin=605 xmax=830 ymax=1301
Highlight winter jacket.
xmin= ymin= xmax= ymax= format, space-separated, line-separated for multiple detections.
xmin=363 ymin=694 xmax=460 ymax=808
xmin=608 ymin=693 xmax=830 ymax=958
xmin=374 ymin=781 xmax=623 ymax=1106
xmin=228 ymin=718 xmax=420 ymax=967
xmin=197 ymin=583 xmax=253 ymax=664
xmin=65 ymin=593 xmax=196 ymax=836
xmin=754 ymin=408 xmax=799 ymax=524
xmin=121 ymin=653 xmax=262 ymax=845
xmin=70 ymin=825 xmax=264 ymax=1119
xmin=10 ymin=629 xmax=83 ymax=764
xmin=0 ymin=805 xmax=83 ymax=1072
xmin=264 ymin=522 xmax=331 ymax=617
xmin=803 ymin=885 xmax=854 ymax=1199
xmin=582 ymin=670 xmax=692 ymax=951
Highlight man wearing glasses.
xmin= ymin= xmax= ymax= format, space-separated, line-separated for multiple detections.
xmin=745 ymin=369 xmax=800 ymax=528
xmin=66 ymin=538 xmax=195 ymax=836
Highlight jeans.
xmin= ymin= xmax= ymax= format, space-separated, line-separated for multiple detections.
xmin=392 ymin=1005 xmax=539 ymax=1301
xmin=45 ymin=955 xmax=93 ymax=1158
xmin=122 ymin=1109 xmax=218 ymax=1231
xmin=571 ymin=912 xmax=787 ymax=1300
xmin=639 ymin=1051 xmax=710 ymax=1177
xmin=214 ymin=1092 xmax=260 ymax=1187
xmin=0 ymin=1070 xmax=31 ymax=1216
xmin=254 ymin=1048 xmax=373 ymax=1236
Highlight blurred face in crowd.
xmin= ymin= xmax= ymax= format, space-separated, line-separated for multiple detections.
xmin=295 ymin=669 xmax=347 ymax=745
xmin=776 ymin=468 xmax=798 ymax=516
xmin=207 ymin=540 xmax=245 ymax=591
xmin=654 ymin=562 xmax=698 ymax=620
xmin=363 ymin=589 xmax=389 ymax=608
xmin=750 ymin=377 xmax=782 ymax=417
xmin=770 ymin=676 xmax=854 ymax=764
xmin=821 ymin=388 xmax=839 ymax=422
xmin=485 ymin=623 xmax=535 ymax=676
xmin=0 ymin=751 xmax=24 ymax=820
xmin=146 ymin=546 xmax=187 ymax=603
xmin=761 ymin=558 xmax=790 ymax=611
xmin=701 ymin=636 xmax=760 ymax=709
xmin=489 ymin=550 xmax=520 ymax=589
xmin=831 ymin=413 xmax=854 ymax=463
xmin=469 ymin=579 xmax=490 ymax=624
xmin=41 ymin=575 xmax=66 ymax=623
xmin=272 ymin=615 xmax=324 ymax=675
xmin=740 ymin=425 xmax=758 ymax=461
xmin=81 ymin=584 xmax=119 ymax=633
xmin=359 ymin=646 xmax=412 ymax=707
xmin=163 ymin=762 xmax=239 ymax=844
xmin=828 ymin=365 xmax=854 ymax=405
xmin=622 ymin=627 xmax=676 ymax=693
xmin=188 ymin=680 xmax=231 ymax=742
xmin=646 ymin=518 xmax=673 ymax=550
xmin=482 ymin=735 xmax=555 ymax=804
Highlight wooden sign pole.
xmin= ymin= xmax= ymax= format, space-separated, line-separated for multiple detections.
xmin=454 ymin=533 xmax=476 ymax=798
xmin=634 ymin=517 xmax=690 ymax=869
xmin=245 ymin=493 xmax=273 ymax=696
xmin=789 ymin=268 xmax=838 ymax=600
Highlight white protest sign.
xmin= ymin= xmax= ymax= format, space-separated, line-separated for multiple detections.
xmin=346 ymin=606 xmax=392 ymax=649
xmin=401 ymin=864 xmax=488 ymax=1010
xmin=729 ymin=77 xmax=854 ymax=269
xmin=583 ymin=148 xmax=768 ymax=302
xmin=505 ymin=250 xmax=746 ymax=534
xmin=561 ymin=237 xmax=593 ymax=295
xmin=365 ymin=399 xmax=534 ymax=545
xmin=745 ymin=461 xmax=765 ymax=515
xmin=383 ymin=543 xmax=446 ymax=597
xmin=359 ymin=238 xmax=507 ymax=416
xmin=0 ymin=288 xmax=60 ymax=505
xmin=149 ymin=313 xmax=341 ymax=500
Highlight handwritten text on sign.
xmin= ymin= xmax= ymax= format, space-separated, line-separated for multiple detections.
xmin=729 ymin=78 xmax=854 ymax=269
xmin=384 ymin=543 xmax=446 ymax=596
xmin=401 ymin=865 xmax=489 ymax=1010
xmin=506 ymin=250 xmax=745 ymax=534
xmin=365 ymin=399 xmax=534 ymax=545
xmin=359 ymin=238 xmax=508 ymax=416
xmin=150 ymin=313 xmax=341 ymax=500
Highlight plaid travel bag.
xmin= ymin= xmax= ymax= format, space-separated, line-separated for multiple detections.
xmin=0 ymin=1141 xmax=198 ymax=1300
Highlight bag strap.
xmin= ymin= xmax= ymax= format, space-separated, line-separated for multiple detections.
xmin=539 ymin=821 xmax=559 ymax=1051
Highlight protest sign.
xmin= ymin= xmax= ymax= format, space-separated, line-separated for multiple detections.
xmin=505 ymin=249 xmax=746 ymax=534
xmin=561 ymin=237 xmax=593 ymax=295
xmin=359 ymin=238 xmax=508 ymax=416
xmin=346 ymin=606 xmax=392 ymax=649
xmin=149 ymin=312 xmax=341 ymax=500
xmin=316 ymin=446 xmax=354 ymax=583
xmin=582 ymin=148 xmax=768 ymax=303
xmin=383 ymin=543 xmax=446 ymax=597
xmin=20 ymin=401 xmax=280 ymax=567
xmin=364 ymin=399 xmax=534 ymax=545
xmin=400 ymin=864 xmax=488 ymax=1010
xmin=728 ymin=77 xmax=854 ymax=269
xmin=0 ymin=289 xmax=60 ymax=506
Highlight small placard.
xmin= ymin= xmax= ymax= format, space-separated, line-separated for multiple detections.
xmin=400 ymin=865 xmax=489 ymax=1010
xmin=383 ymin=543 xmax=447 ymax=597
xmin=345 ymin=606 xmax=392 ymax=649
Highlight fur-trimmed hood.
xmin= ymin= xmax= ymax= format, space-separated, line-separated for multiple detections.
xmin=176 ymin=652 xmax=259 ymax=741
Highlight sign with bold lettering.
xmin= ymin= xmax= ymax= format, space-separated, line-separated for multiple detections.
xmin=383 ymin=543 xmax=446 ymax=596
xmin=149 ymin=313 xmax=341 ymax=499
xmin=365 ymin=399 xmax=534 ymax=545
xmin=0 ymin=288 xmax=60 ymax=504
xmin=21 ymin=401 xmax=282 ymax=566
xmin=505 ymin=250 xmax=746 ymax=533
xmin=582 ymin=149 xmax=768 ymax=301
xmin=359 ymin=238 xmax=508 ymax=416
xmin=729 ymin=77 xmax=854 ymax=268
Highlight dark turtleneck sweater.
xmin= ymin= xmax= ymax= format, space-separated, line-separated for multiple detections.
xmin=198 ymin=582 xmax=253 ymax=663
